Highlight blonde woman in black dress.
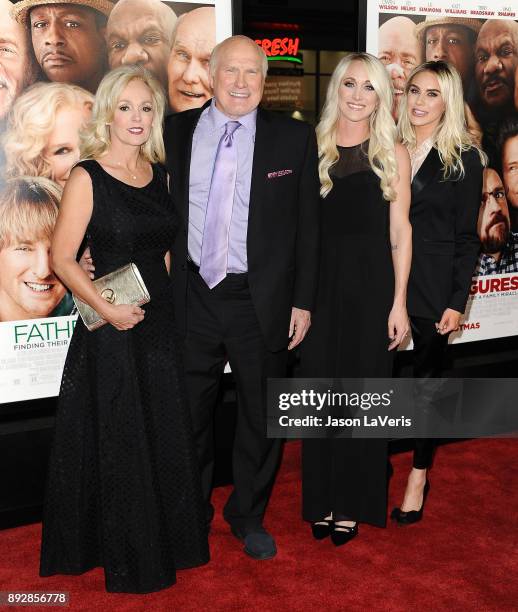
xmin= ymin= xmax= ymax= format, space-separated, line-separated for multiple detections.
xmin=301 ymin=52 xmax=412 ymax=545
xmin=40 ymin=65 xmax=209 ymax=592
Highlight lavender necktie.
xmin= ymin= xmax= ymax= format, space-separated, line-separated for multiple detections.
xmin=200 ymin=120 xmax=241 ymax=289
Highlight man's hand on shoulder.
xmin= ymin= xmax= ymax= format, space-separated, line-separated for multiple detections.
xmin=288 ymin=307 xmax=311 ymax=350
xmin=79 ymin=246 xmax=95 ymax=280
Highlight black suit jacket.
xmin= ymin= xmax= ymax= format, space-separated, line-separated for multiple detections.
xmin=163 ymin=103 xmax=320 ymax=352
xmin=407 ymin=147 xmax=483 ymax=320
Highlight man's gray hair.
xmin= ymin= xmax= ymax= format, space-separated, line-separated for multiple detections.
xmin=209 ymin=35 xmax=268 ymax=78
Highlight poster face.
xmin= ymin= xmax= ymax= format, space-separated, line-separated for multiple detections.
xmin=365 ymin=0 xmax=518 ymax=345
xmin=0 ymin=0 xmax=233 ymax=403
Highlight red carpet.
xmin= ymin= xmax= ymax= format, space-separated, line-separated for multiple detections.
xmin=1 ymin=438 xmax=517 ymax=611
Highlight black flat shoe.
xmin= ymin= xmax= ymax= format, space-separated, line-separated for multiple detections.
xmin=311 ymin=519 xmax=333 ymax=540
xmin=391 ymin=480 xmax=430 ymax=526
xmin=330 ymin=522 xmax=358 ymax=547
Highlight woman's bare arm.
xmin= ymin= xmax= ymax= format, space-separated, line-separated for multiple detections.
xmin=387 ymin=142 xmax=412 ymax=349
xmin=51 ymin=166 xmax=144 ymax=330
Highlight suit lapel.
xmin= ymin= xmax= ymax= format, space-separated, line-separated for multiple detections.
xmin=411 ymin=146 xmax=442 ymax=201
xmin=248 ymin=108 xmax=273 ymax=232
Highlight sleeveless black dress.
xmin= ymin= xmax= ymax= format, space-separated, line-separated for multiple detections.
xmin=301 ymin=142 xmax=394 ymax=527
xmin=40 ymin=160 xmax=209 ymax=593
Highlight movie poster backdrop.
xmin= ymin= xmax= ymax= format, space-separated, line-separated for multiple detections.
xmin=364 ymin=0 xmax=518 ymax=346
xmin=0 ymin=0 xmax=233 ymax=403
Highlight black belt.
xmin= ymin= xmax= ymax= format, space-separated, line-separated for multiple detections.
xmin=186 ymin=257 xmax=247 ymax=277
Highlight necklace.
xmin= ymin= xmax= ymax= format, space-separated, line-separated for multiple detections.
xmin=115 ymin=161 xmax=138 ymax=180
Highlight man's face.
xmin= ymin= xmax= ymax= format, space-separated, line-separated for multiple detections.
xmin=424 ymin=24 xmax=474 ymax=88
xmin=502 ymin=134 xmax=518 ymax=210
xmin=167 ymin=7 xmax=215 ymax=112
xmin=0 ymin=235 xmax=66 ymax=321
xmin=475 ymin=20 xmax=518 ymax=111
xmin=378 ymin=16 xmax=422 ymax=116
xmin=0 ymin=0 xmax=37 ymax=120
xmin=211 ymin=38 xmax=265 ymax=120
xmin=106 ymin=0 xmax=175 ymax=89
xmin=30 ymin=4 xmax=106 ymax=92
xmin=478 ymin=168 xmax=510 ymax=254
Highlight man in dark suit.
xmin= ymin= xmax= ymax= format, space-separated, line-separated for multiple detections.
xmin=163 ymin=35 xmax=320 ymax=560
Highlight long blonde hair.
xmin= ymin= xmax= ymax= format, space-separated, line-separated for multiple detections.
xmin=3 ymin=82 xmax=93 ymax=180
xmin=80 ymin=65 xmax=166 ymax=163
xmin=398 ymin=61 xmax=486 ymax=179
xmin=317 ymin=52 xmax=398 ymax=201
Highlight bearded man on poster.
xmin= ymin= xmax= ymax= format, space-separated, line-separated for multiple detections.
xmin=499 ymin=118 xmax=518 ymax=232
xmin=476 ymin=167 xmax=518 ymax=275
xmin=474 ymin=19 xmax=518 ymax=125
xmin=12 ymin=0 xmax=112 ymax=94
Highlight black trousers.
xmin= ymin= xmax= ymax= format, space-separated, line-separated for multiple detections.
xmin=410 ymin=316 xmax=450 ymax=469
xmin=183 ymin=266 xmax=287 ymax=530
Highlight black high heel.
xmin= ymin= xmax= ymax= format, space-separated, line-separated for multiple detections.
xmin=311 ymin=518 xmax=333 ymax=540
xmin=391 ymin=480 xmax=430 ymax=526
xmin=330 ymin=522 xmax=358 ymax=546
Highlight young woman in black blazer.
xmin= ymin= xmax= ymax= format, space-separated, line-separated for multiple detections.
xmin=391 ymin=61 xmax=486 ymax=525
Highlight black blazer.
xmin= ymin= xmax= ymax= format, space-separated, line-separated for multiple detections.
xmin=408 ymin=147 xmax=483 ymax=320
xmin=163 ymin=103 xmax=320 ymax=352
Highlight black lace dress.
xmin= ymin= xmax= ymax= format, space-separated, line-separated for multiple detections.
xmin=40 ymin=160 xmax=209 ymax=593
xmin=301 ymin=142 xmax=394 ymax=527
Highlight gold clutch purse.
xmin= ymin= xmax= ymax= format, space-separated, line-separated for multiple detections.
xmin=73 ymin=263 xmax=150 ymax=331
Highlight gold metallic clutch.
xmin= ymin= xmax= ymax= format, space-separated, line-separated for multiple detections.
xmin=73 ymin=263 xmax=150 ymax=331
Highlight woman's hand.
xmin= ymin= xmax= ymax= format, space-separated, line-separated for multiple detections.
xmin=76 ymin=248 xmax=144 ymax=330
xmin=387 ymin=303 xmax=410 ymax=350
xmin=101 ymin=303 xmax=145 ymax=331
xmin=436 ymin=308 xmax=461 ymax=335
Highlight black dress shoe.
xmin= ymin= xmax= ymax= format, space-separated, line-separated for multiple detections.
xmin=311 ymin=519 xmax=334 ymax=540
xmin=330 ymin=522 xmax=358 ymax=547
xmin=391 ymin=480 xmax=430 ymax=526
xmin=231 ymin=525 xmax=277 ymax=560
